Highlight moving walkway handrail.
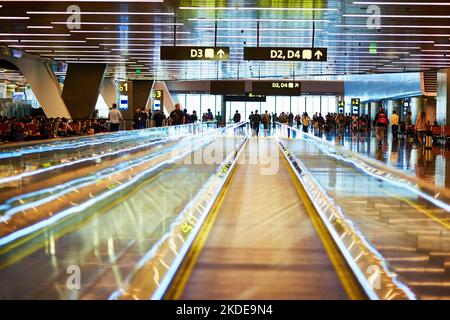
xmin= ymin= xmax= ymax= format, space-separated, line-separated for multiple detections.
xmin=0 ymin=122 xmax=216 ymax=156
xmin=0 ymin=123 xmax=241 ymax=248
xmin=108 ymin=122 xmax=248 ymax=300
xmin=277 ymin=123 xmax=450 ymax=212
xmin=276 ymin=134 xmax=416 ymax=300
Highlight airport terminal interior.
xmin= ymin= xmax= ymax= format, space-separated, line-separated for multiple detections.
xmin=1 ymin=0 xmax=450 ymax=301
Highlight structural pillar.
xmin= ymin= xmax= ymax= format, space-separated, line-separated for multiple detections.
xmin=437 ymin=69 xmax=450 ymax=125
xmin=0 ymin=51 xmax=71 ymax=118
xmin=62 ymin=63 xmax=106 ymax=119
xmin=153 ymin=81 xmax=176 ymax=115
xmin=99 ymin=77 xmax=117 ymax=108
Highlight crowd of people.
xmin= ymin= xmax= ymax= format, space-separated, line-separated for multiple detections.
xmin=0 ymin=115 xmax=109 ymax=142
xmin=1 ymin=101 xmax=441 ymax=148
xmin=241 ymin=110 xmax=372 ymax=137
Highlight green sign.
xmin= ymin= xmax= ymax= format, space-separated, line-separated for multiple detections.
xmin=135 ymin=69 xmax=142 ymax=75
xmin=351 ymin=98 xmax=361 ymax=107
xmin=369 ymin=43 xmax=377 ymax=54
xmin=160 ymin=46 xmax=230 ymax=61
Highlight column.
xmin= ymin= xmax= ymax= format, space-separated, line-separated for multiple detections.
xmin=61 ymin=63 xmax=106 ymax=119
xmin=437 ymin=69 xmax=450 ymax=125
xmin=99 ymin=77 xmax=117 ymax=107
xmin=153 ymin=81 xmax=176 ymax=114
xmin=1 ymin=51 xmax=71 ymax=118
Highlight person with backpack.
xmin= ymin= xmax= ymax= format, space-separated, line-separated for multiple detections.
xmin=170 ymin=103 xmax=185 ymax=126
xmin=374 ymin=108 xmax=389 ymax=146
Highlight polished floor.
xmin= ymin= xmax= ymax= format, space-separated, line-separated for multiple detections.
xmin=1 ymin=125 xmax=449 ymax=300
xmin=284 ymin=137 xmax=450 ymax=300
xmin=309 ymin=128 xmax=450 ymax=189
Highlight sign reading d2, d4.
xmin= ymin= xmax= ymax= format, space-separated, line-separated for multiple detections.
xmin=160 ymin=46 xmax=230 ymax=61
xmin=244 ymin=47 xmax=327 ymax=61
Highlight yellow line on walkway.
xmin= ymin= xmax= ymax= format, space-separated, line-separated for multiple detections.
xmin=164 ymin=146 xmax=243 ymax=300
xmin=281 ymin=154 xmax=367 ymax=300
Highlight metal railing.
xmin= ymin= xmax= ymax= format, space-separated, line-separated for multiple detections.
xmin=109 ymin=122 xmax=248 ymax=300
xmin=276 ymin=123 xmax=416 ymax=300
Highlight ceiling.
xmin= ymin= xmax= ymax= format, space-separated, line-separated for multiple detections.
xmin=1 ymin=0 xmax=450 ymax=81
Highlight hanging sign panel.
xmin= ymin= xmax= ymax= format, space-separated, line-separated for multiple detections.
xmin=251 ymin=81 xmax=301 ymax=96
xmin=160 ymin=46 xmax=230 ymax=61
xmin=244 ymin=47 xmax=327 ymax=61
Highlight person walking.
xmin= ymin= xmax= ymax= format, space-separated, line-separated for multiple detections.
xmin=415 ymin=111 xmax=428 ymax=147
xmin=262 ymin=110 xmax=270 ymax=136
xmin=153 ymin=109 xmax=165 ymax=127
xmin=391 ymin=110 xmax=399 ymax=138
xmin=252 ymin=110 xmax=261 ymax=137
xmin=301 ymin=113 xmax=310 ymax=133
xmin=374 ymin=108 xmax=389 ymax=146
xmin=169 ymin=103 xmax=185 ymax=126
xmin=109 ymin=103 xmax=123 ymax=132
xmin=233 ymin=110 xmax=241 ymax=123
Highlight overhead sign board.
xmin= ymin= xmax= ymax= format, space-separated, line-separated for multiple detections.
xmin=351 ymin=98 xmax=360 ymax=107
xmin=338 ymin=101 xmax=345 ymax=108
xmin=224 ymin=93 xmax=266 ymax=102
xmin=160 ymin=46 xmax=230 ymax=61
xmin=210 ymin=81 xmax=246 ymax=95
xmin=152 ymin=90 xmax=163 ymax=112
xmin=251 ymin=81 xmax=301 ymax=96
xmin=244 ymin=47 xmax=327 ymax=62
xmin=118 ymin=81 xmax=129 ymax=110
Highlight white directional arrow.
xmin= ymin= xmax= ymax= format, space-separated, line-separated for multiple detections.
xmin=217 ymin=49 xmax=225 ymax=58
xmin=314 ymin=50 xmax=323 ymax=60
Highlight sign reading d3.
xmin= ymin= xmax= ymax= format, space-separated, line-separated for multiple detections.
xmin=160 ymin=46 xmax=230 ymax=61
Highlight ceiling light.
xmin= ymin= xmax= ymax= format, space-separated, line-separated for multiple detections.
xmin=52 ymin=22 xmax=182 ymax=26
xmin=71 ymin=30 xmax=189 ymax=34
xmin=179 ymin=7 xmax=337 ymax=11
xmin=0 ymin=33 xmax=70 ymax=37
xmin=9 ymin=45 xmax=99 ymax=48
xmin=337 ymin=24 xmax=450 ymax=29
xmin=27 ymin=26 xmax=54 ymax=29
xmin=28 ymin=11 xmax=173 ymax=15
xmin=353 ymin=2 xmax=450 ymax=6
xmin=190 ymin=18 xmax=330 ymax=23
xmin=0 ymin=16 xmax=29 ymax=20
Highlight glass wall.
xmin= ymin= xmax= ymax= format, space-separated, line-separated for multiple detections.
xmin=174 ymin=93 xmax=223 ymax=119
xmin=173 ymin=93 xmax=338 ymax=121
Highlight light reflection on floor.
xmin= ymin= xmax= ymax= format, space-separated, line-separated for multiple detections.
xmin=309 ymin=128 xmax=450 ymax=188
